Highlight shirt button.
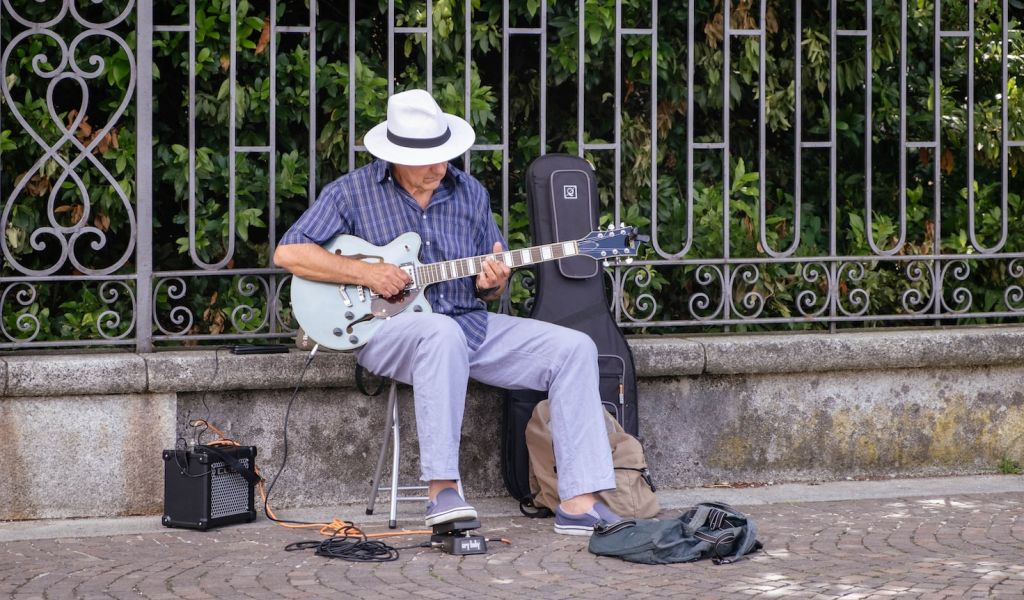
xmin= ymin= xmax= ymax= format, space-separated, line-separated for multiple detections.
xmin=440 ymin=294 xmax=444 ymax=299
xmin=425 ymin=241 xmax=431 ymax=246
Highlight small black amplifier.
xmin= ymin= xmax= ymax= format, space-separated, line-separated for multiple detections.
xmin=162 ymin=445 xmax=259 ymax=530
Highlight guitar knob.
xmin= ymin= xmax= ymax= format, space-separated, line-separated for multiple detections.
xmin=344 ymin=311 xmax=354 ymax=320
xmin=333 ymin=328 xmax=344 ymax=337
xmin=349 ymin=335 xmax=359 ymax=345
xmin=414 ymin=305 xmax=423 ymax=312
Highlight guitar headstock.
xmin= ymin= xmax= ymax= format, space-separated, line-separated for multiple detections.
xmin=578 ymin=224 xmax=649 ymax=265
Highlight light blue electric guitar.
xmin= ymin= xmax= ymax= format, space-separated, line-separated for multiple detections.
xmin=290 ymin=225 xmax=645 ymax=351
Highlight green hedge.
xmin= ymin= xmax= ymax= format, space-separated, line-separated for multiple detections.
xmin=1 ymin=0 xmax=1023 ymax=343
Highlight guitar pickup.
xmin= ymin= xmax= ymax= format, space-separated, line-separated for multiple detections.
xmin=400 ymin=263 xmax=418 ymax=290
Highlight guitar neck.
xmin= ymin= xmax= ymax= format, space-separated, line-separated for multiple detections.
xmin=416 ymin=240 xmax=581 ymax=286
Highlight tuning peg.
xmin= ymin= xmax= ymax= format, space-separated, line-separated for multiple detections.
xmin=620 ymin=222 xmax=625 ymax=228
xmin=603 ymin=259 xmax=610 ymax=267
xmin=625 ymin=257 xmax=634 ymax=265
xmin=608 ymin=223 xmax=615 ymax=231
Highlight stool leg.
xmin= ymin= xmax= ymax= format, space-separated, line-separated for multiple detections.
xmin=388 ymin=383 xmax=401 ymax=529
xmin=365 ymin=381 xmax=397 ymax=516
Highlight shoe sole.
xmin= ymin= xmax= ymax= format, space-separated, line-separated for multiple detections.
xmin=554 ymin=523 xmax=595 ymax=536
xmin=424 ymin=506 xmax=478 ymax=527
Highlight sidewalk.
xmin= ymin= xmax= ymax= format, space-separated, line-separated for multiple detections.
xmin=2 ymin=475 xmax=1022 ymax=599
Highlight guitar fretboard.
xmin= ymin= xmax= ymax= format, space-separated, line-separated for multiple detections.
xmin=416 ymin=241 xmax=580 ymax=286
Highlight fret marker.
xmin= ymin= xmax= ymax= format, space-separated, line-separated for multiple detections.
xmin=502 ymin=252 xmax=513 ymax=267
xmin=520 ymin=249 xmax=530 ymax=264
xmin=562 ymin=242 xmax=574 ymax=256
xmin=541 ymin=246 xmax=552 ymax=260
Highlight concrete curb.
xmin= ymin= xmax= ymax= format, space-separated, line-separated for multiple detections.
xmin=4 ymin=325 xmax=1024 ymax=397
xmin=2 ymin=474 xmax=1020 ymax=542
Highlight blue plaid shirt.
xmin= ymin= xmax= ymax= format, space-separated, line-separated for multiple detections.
xmin=280 ymin=159 xmax=505 ymax=350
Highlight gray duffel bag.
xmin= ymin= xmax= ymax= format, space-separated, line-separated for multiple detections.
xmin=588 ymin=501 xmax=763 ymax=565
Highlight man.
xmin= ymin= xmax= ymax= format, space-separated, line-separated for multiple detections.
xmin=274 ymin=89 xmax=620 ymax=535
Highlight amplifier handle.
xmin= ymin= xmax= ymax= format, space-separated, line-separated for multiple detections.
xmin=202 ymin=445 xmax=261 ymax=485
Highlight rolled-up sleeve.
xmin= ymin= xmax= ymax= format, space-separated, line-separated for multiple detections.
xmin=279 ymin=180 xmax=352 ymax=245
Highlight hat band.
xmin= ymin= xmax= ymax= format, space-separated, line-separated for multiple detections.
xmin=387 ymin=126 xmax=452 ymax=149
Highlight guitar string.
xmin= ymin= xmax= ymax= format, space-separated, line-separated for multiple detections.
xmin=415 ymin=240 xmax=582 ymax=286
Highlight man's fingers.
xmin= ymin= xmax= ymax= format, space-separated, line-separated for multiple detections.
xmin=367 ymin=263 xmax=410 ymax=297
xmin=485 ymin=260 xmax=507 ymax=283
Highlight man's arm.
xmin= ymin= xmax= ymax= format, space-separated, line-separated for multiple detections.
xmin=475 ymin=241 xmax=511 ymax=301
xmin=274 ymin=243 xmax=411 ymax=298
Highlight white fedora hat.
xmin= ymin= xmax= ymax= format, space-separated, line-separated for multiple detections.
xmin=363 ymin=89 xmax=475 ymax=166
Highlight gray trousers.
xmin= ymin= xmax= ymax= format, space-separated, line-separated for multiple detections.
xmin=356 ymin=311 xmax=616 ymax=500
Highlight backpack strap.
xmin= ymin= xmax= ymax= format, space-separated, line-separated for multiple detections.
xmin=518 ymin=495 xmax=554 ymax=518
xmin=683 ymin=504 xmax=715 ymax=534
xmin=355 ymin=363 xmax=388 ymax=396
xmin=693 ymin=529 xmax=737 ymax=560
xmin=690 ymin=501 xmax=765 ymax=564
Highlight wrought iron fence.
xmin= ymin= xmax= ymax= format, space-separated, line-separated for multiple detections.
xmin=1 ymin=1 xmax=1022 ymax=352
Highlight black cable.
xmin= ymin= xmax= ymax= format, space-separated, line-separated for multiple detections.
xmin=285 ymin=535 xmax=401 ymax=562
xmin=283 ymin=522 xmax=422 ymax=562
xmin=263 ymin=345 xmax=323 ymax=526
xmin=172 ymin=346 xmax=228 ymax=478
xmin=258 ymin=345 xmax=434 ymax=562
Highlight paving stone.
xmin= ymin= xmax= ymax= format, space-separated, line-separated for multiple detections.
xmin=2 ymin=491 xmax=1024 ymax=598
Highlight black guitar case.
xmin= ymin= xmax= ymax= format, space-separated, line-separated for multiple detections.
xmin=501 ymin=154 xmax=640 ymax=504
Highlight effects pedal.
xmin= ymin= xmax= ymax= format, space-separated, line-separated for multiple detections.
xmin=430 ymin=519 xmax=487 ymax=555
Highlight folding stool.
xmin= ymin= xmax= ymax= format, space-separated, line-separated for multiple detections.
xmin=364 ymin=380 xmax=464 ymax=529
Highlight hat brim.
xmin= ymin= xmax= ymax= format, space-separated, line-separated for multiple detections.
xmin=362 ymin=113 xmax=476 ymax=166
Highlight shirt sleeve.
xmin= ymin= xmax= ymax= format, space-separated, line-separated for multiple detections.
xmin=279 ymin=180 xmax=352 ymax=245
xmin=471 ymin=180 xmax=506 ymax=255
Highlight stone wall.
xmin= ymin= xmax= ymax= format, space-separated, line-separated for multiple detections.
xmin=2 ymin=326 xmax=1023 ymax=520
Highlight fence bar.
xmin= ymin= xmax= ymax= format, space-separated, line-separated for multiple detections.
xmin=4 ymin=1 xmax=1023 ymax=351
xmin=309 ymin=0 xmax=317 ymax=206
xmin=136 ymin=0 xmax=154 ymax=352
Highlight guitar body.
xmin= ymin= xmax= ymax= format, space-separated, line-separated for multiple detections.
xmin=290 ymin=225 xmax=643 ymax=352
xmin=290 ymin=231 xmax=431 ymax=351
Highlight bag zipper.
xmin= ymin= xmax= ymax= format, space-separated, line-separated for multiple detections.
xmin=614 ymin=466 xmax=657 ymax=492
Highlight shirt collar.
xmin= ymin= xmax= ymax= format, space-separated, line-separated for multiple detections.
xmin=374 ymin=159 xmax=465 ymax=188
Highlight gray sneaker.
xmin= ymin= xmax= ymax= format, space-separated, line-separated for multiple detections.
xmin=424 ymin=488 xmax=478 ymax=527
xmin=553 ymin=501 xmax=622 ymax=536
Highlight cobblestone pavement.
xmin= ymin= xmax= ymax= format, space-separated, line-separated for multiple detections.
xmin=1 ymin=491 xmax=1022 ymax=599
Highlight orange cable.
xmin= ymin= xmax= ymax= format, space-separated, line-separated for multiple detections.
xmin=190 ymin=422 xmax=434 ymax=540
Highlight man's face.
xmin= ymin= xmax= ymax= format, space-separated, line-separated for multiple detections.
xmin=391 ymin=162 xmax=448 ymax=196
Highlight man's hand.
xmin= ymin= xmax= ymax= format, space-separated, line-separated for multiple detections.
xmin=476 ymin=241 xmax=511 ymax=300
xmin=363 ymin=262 xmax=412 ymax=298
